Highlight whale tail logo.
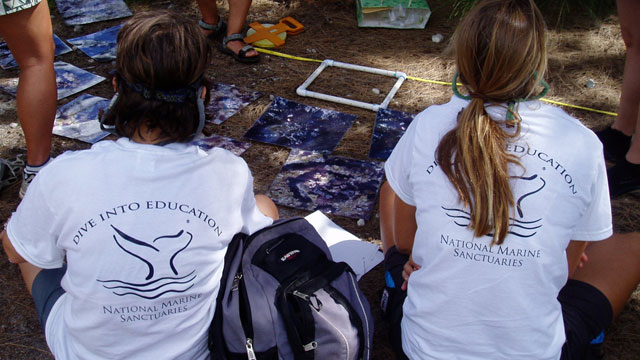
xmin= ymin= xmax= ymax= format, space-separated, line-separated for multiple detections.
xmin=97 ymin=225 xmax=196 ymax=299
xmin=443 ymin=174 xmax=545 ymax=238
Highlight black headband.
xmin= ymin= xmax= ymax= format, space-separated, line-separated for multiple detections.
xmin=121 ymin=76 xmax=203 ymax=104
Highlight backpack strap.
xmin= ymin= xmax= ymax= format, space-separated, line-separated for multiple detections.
xmin=209 ymin=232 xmax=247 ymax=360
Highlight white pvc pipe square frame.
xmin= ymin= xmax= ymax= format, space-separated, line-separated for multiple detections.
xmin=296 ymin=59 xmax=407 ymax=112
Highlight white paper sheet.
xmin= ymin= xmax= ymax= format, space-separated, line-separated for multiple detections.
xmin=305 ymin=211 xmax=383 ymax=280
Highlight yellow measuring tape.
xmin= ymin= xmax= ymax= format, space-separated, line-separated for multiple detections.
xmin=256 ymin=48 xmax=323 ymax=63
xmin=255 ymin=48 xmax=618 ymax=117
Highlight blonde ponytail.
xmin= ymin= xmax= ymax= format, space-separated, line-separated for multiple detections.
xmin=437 ymin=98 xmax=522 ymax=245
xmin=437 ymin=0 xmax=547 ymax=245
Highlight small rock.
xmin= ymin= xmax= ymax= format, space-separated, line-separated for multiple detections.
xmin=88 ymin=59 xmax=95 ymax=63
xmin=74 ymin=25 xmax=83 ymax=33
xmin=9 ymin=122 xmax=18 ymax=128
xmin=167 ymin=3 xmax=175 ymax=9
xmin=586 ymin=79 xmax=596 ymax=88
xmin=372 ymin=88 xmax=381 ymax=95
xmin=269 ymin=94 xmax=275 ymax=100
xmin=357 ymin=219 xmax=365 ymax=227
xmin=432 ymin=33 xmax=444 ymax=43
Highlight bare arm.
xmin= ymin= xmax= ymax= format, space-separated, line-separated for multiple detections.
xmin=393 ymin=195 xmax=417 ymax=254
xmin=2 ymin=229 xmax=26 ymax=264
xmin=380 ymin=181 xmax=418 ymax=254
xmin=566 ymin=240 xmax=588 ymax=278
xmin=379 ymin=181 xmax=420 ymax=289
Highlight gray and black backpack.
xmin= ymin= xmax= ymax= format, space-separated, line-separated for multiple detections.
xmin=209 ymin=217 xmax=373 ymax=360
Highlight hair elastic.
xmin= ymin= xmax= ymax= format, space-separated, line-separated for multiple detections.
xmin=451 ymin=72 xmax=550 ymax=120
xmin=451 ymin=72 xmax=472 ymax=101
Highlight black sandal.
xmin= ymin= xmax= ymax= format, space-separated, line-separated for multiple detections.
xmin=219 ymin=33 xmax=260 ymax=64
xmin=198 ymin=17 xmax=227 ymax=39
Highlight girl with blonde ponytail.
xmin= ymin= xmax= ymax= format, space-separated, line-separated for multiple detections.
xmin=379 ymin=0 xmax=640 ymax=359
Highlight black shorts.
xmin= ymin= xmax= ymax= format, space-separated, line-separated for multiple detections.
xmin=559 ymin=279 xmax=613 ymax=360
xmin=381 ymin=246 xmax=613 ymax=359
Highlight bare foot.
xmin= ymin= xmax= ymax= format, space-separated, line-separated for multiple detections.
xmin=225 ymin=39 xmax=259 ymax=58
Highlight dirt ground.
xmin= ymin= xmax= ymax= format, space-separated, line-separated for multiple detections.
xmin=1 ymin=0 xmax=639 ymax=359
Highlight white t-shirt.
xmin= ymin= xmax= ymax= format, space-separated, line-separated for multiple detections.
xmin=385 ymin=96 xmax=612 ymax=360
xmin=7 ymin=138 xmax=273 ymax=360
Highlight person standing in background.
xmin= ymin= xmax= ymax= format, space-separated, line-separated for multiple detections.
xmin=596 ymin=0 xmax=640 ymax=197
xmin=196 ymin=0 xmax=260 ymax=63
xmin=0 ymin=0 xmax=56 ymax=198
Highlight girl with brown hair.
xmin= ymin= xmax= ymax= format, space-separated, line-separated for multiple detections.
xmin=379 ymin=0 xmax=640 ymax=358
xmin=2 ymin=10 xmax=277 ymax=359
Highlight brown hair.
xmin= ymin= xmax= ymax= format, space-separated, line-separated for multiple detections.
xmin=102 ymin=10 xmax=211 ymax=142
xmin=436 ymin=0 xmax=547 ymax=245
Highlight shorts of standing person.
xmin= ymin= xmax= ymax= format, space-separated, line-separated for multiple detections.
xmin=0 ymin=0 xmax=42 ymax=16
xmin=31 ymin=265 xmax=66 ymax=333
xmin=381 ymin=246 xmax=613 ymax=360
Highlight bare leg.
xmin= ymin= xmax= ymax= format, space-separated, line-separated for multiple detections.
xmin=380 ymin=181 xmax=396 ymax=254
xmin=0 ymin=1 xmax=56 ymax=166
xmin=627 ymin=124 xmax=640 ymax=164
xmin=613 ymin=0 xmax=640 ymax=164
xmin=196 ymin=0 xmax=221 ymax=34
xmin=18 ymin=262 xmax=43 ymax=296
xmin=255 ymin=194 xmax=279 ymax=220
xmin=225 ymin=0 xmax=258 ymax=58
xmin=571 ymin=233 xmax=640 ymax=318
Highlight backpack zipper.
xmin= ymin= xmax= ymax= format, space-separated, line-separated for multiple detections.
xmin=245 ymin=338 xmax=257 ymax=360
xmin=292 ymin=290 xmax=323 ymax=311
xmin=280 ymin=281 xmax=317 ymax=357
xmin=303 ymin=341 xmax=318 ymax=352
xmin=231 ymin=272 xmax=243 ymax=292
xmin=265 ymin=237 xmax=287 ymax=254
xmin=238 ymin=270 xmax=254 ymax=352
